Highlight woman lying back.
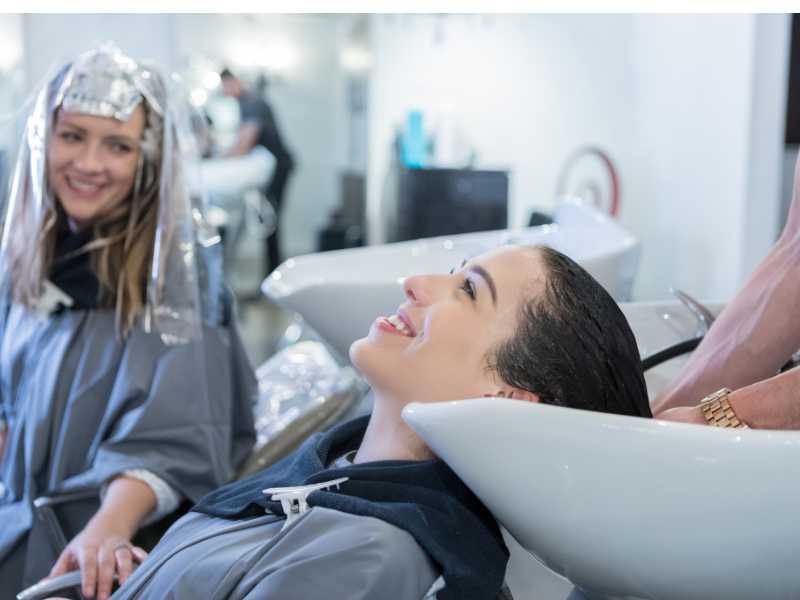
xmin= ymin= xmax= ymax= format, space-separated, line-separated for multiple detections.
xmin=104 ymin=243 xmax=651 ymax=600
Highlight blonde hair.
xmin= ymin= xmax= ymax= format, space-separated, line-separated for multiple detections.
xmin=9 ymin=101 xmax=163 ymax=337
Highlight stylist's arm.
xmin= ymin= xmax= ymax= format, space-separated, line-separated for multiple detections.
xmin=48 ymin=477 xmax=151 ymax=600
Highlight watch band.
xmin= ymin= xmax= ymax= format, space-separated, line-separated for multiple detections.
xmin=699 ymin=388 xmax=749 ymax=429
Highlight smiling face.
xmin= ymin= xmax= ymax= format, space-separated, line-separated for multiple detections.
xmin=47 ymin=106 xmax=145 ymax=229
xmin=349 ymin=246 xmax=547 ymax=404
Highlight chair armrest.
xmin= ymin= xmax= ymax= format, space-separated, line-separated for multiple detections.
xmin=32 ymin=488 xmax=100 ymax=557
xmin=16 ymin=571 xmax=88 ymax=600
xmin=33 ymin=488 xmax=99 ymax=509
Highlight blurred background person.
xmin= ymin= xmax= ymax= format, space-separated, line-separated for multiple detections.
xmin=220 ymin=67 xmax=295 ymax=278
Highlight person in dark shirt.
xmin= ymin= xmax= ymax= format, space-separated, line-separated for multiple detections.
xmin=220 ymin=68 xmax=295 ymax=277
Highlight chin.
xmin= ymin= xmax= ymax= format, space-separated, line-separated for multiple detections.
xmin=348 ymin=337 xmax=397 ymax=394
xmin=348 ymin=336 xmax=370 ymax=373
xmin=58 ymin=193 xmax=125 ymax=227
xmin=60 ymin=204 xmax=98 ymax=227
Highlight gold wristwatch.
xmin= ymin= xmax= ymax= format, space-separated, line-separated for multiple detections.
xmin=699 ymin=388 xmax=749 ymax=429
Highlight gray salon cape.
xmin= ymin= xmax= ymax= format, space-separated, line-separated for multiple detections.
xmin=0 ymin=303 xmax=256 ymax=594
xmin=110 ymin=508 xmax=439 ymax=599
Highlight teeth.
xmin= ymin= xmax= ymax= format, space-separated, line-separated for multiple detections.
xmin=388 ymin=314 xmax=412 ymax=336
xmin=69 ymin=178 xmax=102 ymax=192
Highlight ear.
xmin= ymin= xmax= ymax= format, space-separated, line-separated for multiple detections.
xmin=482 ymin=388 xmax=540 ymax=404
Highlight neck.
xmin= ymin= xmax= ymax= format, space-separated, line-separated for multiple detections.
xmin=354 ymin=393 xmax=435 ymax=464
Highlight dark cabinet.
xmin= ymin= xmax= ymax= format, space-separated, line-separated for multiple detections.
xmin=393 ymin=168 xmax=509 ymax=242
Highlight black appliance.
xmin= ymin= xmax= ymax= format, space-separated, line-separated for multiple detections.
xmin=393 ymin=167 xmax=508 ymax=242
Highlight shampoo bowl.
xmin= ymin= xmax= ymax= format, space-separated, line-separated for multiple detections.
xmin=403 ymin=397 xmax=800 ymax=600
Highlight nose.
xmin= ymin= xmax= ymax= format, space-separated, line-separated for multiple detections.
xmin=403 ymin=274 xmax=447 ymax=305
xmin=403 ymin=277 xmax=419 ymax=303
xmin=73 ymin=142 xmax=104 ymax=174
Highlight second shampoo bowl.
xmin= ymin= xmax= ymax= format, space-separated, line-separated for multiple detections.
xmin=402 ymin=398 xmax=800 ymax=600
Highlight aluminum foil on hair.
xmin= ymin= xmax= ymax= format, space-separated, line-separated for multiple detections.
xmin=0 ymin=77 xmax=51 ymax=303
xmin=0 ymin=42 xmax=222 ymax=345
xmin=54 ymin=44 xmax=166 ymax=121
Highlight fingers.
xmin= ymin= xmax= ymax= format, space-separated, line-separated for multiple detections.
xmin=96 ymin=544 xmax=117 ymax=600
xmin=131 ymin=546 xmax=148 ymax=564
xmin=53 ymin=535 xmax=140 ymax=598
xmin=115 ymin=545 xmax=134 ymax=586
xmin=48 ymin=548 xmax=74 ymax=578
xmin=77 ymin=545 xmax=98 ymax=599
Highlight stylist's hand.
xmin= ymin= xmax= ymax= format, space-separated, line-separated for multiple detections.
xmin=48 ymin=515 xmax=147 ymax=600
xmin=656 ymin=405 xmax=705 ymax=425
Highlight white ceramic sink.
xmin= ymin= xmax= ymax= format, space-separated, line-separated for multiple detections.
xmin=263 ymin=200 xmax=640 ymax=361
xmin=401 ymin=299 xmax=800 ymax=600
xmin=403 ymin=397 xmax=800 ymax=600
xmin=190 ymin=146 xmax=275 ymax=197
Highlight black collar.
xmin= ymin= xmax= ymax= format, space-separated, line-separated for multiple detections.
xmin=49 ymin=226 xmax=100 ymax=311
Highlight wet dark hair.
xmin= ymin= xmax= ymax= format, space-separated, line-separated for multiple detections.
xmin=219 ymin=67 xmax=236 ymax=80
xmin=491 ymin=245 xmax=651 ymax=418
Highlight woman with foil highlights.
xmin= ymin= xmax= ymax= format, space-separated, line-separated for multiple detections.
xmin=0 ymin=46 xmax=256 ymax=599
xmin=99 ymin=244 xmax=651 ymax=600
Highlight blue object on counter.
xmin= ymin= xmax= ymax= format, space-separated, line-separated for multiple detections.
xmin=401 ymin=110 xmax=427 ymax=168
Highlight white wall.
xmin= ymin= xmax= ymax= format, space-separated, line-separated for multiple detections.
xmin=742 ymin=15 xmax=791 ymax=278
xmin=366 ymin=14 xmax=635 ymax=245
xmin=367 ymin=14 xmax=790 ymax=302
xmin=176 ymin=14 xmax=345 ymax=259
xmin=22 ymin=14 xmax=176 ymax=94
xmin=628 ymin=14 xmax=789 ymax=301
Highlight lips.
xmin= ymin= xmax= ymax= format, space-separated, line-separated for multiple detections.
xmin=375 ymin=311 xmax=418 ymax=338
xmin=396 ymin=308 xmax=417 ymax=337
xmin=65 ymin=175 xmax=106 ymax=199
